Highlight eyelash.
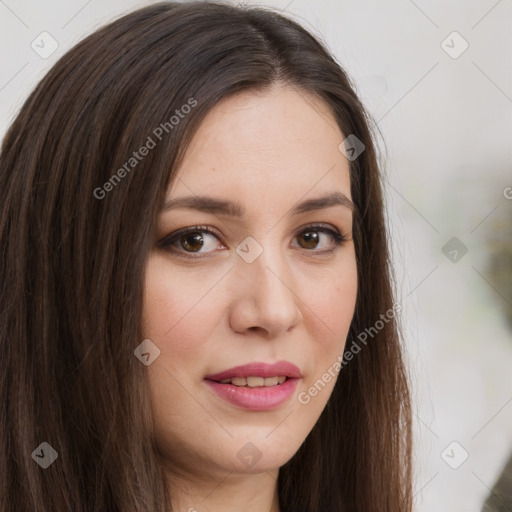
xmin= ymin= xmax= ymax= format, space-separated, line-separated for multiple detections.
xmin=157 ymin=223 xmax=348 ymax=259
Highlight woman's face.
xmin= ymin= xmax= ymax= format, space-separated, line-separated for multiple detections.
xmin=142 ymin=83 xmax=357 ymax=481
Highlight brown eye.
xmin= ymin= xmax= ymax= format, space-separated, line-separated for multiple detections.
xmin=157 ymin=225 xmax=224 ymax=258
xmin=297 ymin=230 xmax=320 ymax=249
xmin=181 ymin=233 xmax=205 ymax=252
xmin=294 ymin=225 xmax=347 ymax=253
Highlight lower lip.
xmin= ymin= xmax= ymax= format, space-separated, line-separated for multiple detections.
xmin=204 ymin=378 xmax=300 ymax=411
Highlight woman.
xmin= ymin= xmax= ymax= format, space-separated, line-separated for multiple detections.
xmin=0 ymin=2 xmax=412 ymax=511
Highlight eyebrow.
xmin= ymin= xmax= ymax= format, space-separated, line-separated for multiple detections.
xmin=163 ymin=191 xmax=354 ymax=217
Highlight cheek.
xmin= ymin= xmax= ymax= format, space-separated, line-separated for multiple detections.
xmin=314 ymin=275 xmax=357 ymax=331
xmin=301 ymin=255 xmax=358 ymax=342
xmin=297 ymin=255 xmax=357 ymax=393
xmin=294 ymin=266 xmax=357 ymax=418
xmin=141 ymin=254 xmax=225 ymax=369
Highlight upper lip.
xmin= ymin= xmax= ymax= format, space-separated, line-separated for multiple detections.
xmin=204 ymin=361 xmax=302 ymax=381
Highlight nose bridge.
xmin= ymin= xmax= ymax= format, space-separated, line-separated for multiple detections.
xmin=250 ymin=246 xmax=290 ymax=299
xmin=231 ymin=236 xmax=302 ymax=334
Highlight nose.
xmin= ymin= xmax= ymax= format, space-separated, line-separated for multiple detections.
xmin=228 ymin=243 xmax=304 ymax=337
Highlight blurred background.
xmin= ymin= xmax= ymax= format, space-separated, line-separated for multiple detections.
xmin=1 ymin=0 xmax=511 ymax=510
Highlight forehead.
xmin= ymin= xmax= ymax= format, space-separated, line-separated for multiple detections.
xmin=169 ymin=84 xmax=351 ymax=203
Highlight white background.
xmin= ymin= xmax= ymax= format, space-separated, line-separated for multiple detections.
xmin=1 ymin=1 xmax=511 ymax=510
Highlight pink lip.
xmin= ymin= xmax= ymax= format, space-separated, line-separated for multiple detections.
xmin=204 ymin=361 xmax=302 ymax=381
xmin=204 ymin=378 xmax=300 ymax=411
xmin=204 ymin=361 xmax=302 ymax=411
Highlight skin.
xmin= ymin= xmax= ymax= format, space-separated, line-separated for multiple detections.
xmin=142 ymin=82 xmax=358 ymax=512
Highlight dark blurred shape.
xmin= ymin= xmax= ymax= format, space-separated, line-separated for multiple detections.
xmin=487 ymin=196 xmax=512 ymax=330
xmin=481 ymin=192 xmax=512 ymax=509
xmin=482 ymin=451 xmax=512 ymax=511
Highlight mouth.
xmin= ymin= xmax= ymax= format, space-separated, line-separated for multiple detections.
xmin=207 ymin=375 xmax=290 ymax=387
xmin=204 ymin=360 xmax=302 ymax=382
xmin=203 ymin=361 xmax=302 ymax=411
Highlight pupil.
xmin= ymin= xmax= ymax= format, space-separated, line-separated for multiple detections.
xmin=301 ymin=231 xmax=318 ymax=249
xmin=183 ymin=233 xmax=203 ymax=252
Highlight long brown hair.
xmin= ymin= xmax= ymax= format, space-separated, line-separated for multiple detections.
xmin=0 ymin=2 xmax=412 ymax=510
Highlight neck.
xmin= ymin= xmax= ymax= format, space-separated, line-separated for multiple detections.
xmin=165 ymin=466 xmax=280 ymax=512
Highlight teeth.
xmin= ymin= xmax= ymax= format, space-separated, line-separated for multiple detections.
xmin=218 ymin=376 xmax=288 ymax=387
xmin=260 ymin=376 xmax=278 ymax=386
